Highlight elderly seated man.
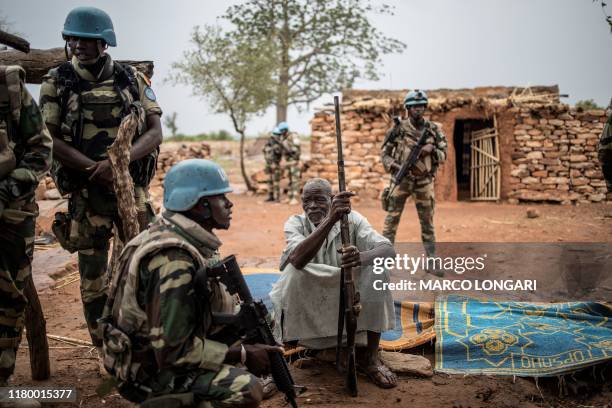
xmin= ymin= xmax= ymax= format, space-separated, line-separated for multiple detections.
xmin=270 ymin=178 xmax=397 ymax=388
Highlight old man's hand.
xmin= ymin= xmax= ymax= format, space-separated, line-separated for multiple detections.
xmin=330 ymin=191 xmax=354 ymax=222
xmin=339 ymin=245 xmax=361 ymax=269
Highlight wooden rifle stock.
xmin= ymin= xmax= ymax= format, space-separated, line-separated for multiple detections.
xmin=333 ymin=95 xmax=360 ymax=397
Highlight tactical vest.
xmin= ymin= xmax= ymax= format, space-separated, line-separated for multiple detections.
xmin=51 ymin=60 xmax=158 ymax=194
xmin=392 ymin=120 xmax=440 ymax=178
xmin=0 ymin=66 xmax=20 ymax=181
xmin=100 ymin=215 xmax=233 ymax=395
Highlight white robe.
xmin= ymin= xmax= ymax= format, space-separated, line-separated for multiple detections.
xmin=270 ymin=210 xmax=395 ymax=349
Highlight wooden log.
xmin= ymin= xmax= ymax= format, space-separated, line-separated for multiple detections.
xmin=0 ymin=47 xmax=154 ymax=84
xmin=23 ymin=275 xmax=50 ymax=380
xmin=0 ymin=30 xmax=30 ymax=54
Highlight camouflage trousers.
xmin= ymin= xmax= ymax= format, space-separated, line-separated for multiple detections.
xmin=68 ymin=186 xmax=151 ymax=347
xmin=285 ymin=160 xmax=301 ymax=200
xmin=137 ymin=364 xmax=261 ymax=408
xmin=382 ymin=177 xmax=436 ymax=253
xmin=265 ymin=161 xmax=281 ymax=200
xmin=599 ymin=150 xmax=612 ymax=192
xmin=0 ymin=213 xmax=35 ymax=381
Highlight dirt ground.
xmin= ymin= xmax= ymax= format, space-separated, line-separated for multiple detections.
xmin=8 ymin=142 xmax=612 ymax=407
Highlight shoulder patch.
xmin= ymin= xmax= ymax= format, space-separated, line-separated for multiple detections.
xmin=144 ymin=86 xmax=156 ymax=101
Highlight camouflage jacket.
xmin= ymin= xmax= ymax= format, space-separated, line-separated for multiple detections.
xmin=263 ymin=134 xmax=283 ymax=164
xmin=0 ymin=65 xmax=53 ymax=222
xmin=282 ymin=132 xmax=300 ymax=162
xmin=102 ymin=211 xmax=236 ymax=390
xmin=39 ymin=55 xmax=162 ymax=192
xmin=381 ymin=118 xmax=447 ymax=181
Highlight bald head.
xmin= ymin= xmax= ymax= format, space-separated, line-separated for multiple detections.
xmin=302 ymin=178 xmax=332 ymax=197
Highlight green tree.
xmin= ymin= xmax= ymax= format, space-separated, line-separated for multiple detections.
xmin=575 ymin=99 xmax=602 ymax=110
xmin=223 ymin=0 xmax=406 ymax=123
xmin=163 ymin=112 xmax=179 ymax=138
xmin=170 ymin=25 xmax=276 ymax=191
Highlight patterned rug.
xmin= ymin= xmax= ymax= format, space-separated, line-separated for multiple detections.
xmin=243 ymin=270 xmax=434 ymax=351
xmin=435 ymin=294 xmax=612 ymax=376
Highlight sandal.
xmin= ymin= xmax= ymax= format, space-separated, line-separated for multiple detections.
xmin=359 ymin=362 xmax=398 ymax=389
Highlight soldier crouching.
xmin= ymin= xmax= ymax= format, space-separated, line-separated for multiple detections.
xmin=100 ymin=159 xmax=280 ymax=407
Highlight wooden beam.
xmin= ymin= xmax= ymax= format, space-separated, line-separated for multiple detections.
xmin=0 ymin=47 xmax=154 ymax=84
xmin=0 ymin=30 xmax=30 ymax=54
xmin=24 ymin=275 xmax=50 ymax=380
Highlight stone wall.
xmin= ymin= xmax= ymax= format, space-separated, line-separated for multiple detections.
xmin=306 ymin=99 xmax=607 ymax=204
xmin=508 ymin=106 xmax=607 ymax=204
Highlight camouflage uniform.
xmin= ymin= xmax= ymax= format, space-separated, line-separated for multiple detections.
xmin=263 ymin=134 xmax=282 ymax=201
xmin=282 ymin=133 xmax=301 ymax=201
xmin=101 ymin=211 xmax=259 ymax=407
xmin=0 ymin=66 xmax=53 ymax=381
xmin=598 ymin=109 xmax=612 ymax=193
xmin=39 ymin=55 xmax=162 ymax=347
xmin=381 ymin=118 xmax=447 ymax=250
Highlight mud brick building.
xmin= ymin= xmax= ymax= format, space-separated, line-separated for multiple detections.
xmin=306 ymin=87 xmax=607 ymax=204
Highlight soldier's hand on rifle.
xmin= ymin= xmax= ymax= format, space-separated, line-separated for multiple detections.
xmin=330 ymin=191 xmax=354 ymax=223
xmin=243 ymin=344 xmax=285 ymax=376
xmin=390 ymin=161 xmax=401 ymax=173
xmin=87 ymin=159 xmax=113 ymax=187
xmin=420 ymin=144 xmax=435 ymax=156
xmin=339 ymin=245 xmax=361 ymax=269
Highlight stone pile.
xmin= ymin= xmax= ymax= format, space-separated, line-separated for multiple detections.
xmin=508 ymin=107 xmax=607 ymax=204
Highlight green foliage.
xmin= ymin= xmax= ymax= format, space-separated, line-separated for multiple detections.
xmin=169 ymin=24 xmax=276 ymax=132
xmin=163 ymin=112 xmax=179 ymax=137
xmin=163 ymin=130 xmax=235 ymax=143
xmin=575 ymin=99 xmax=602 ymax=110
xmin=222 ymin=0 xmax=406 ymax=121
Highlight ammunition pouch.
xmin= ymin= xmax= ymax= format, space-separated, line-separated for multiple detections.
xmin=130 ymin=149 xmax=159 ymax=187
xmin=52 ymin=211 xmax=78 ymax=253
xmin=381 ymin=186 xmax=391 ymax=212
xmin=51 ymin=161 xmax=85 ymax=196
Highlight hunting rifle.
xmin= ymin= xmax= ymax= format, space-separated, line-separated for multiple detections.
xmin=333 ymin=95 xmax=361 ymax=396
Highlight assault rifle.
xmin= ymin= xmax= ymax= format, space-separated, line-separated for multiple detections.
xmin=387 ymin=127 xmax=430 ymax=196
xmin=333 ymin=95 xmax=361 ymax=397
xmin=203 ymin=255 xmax=300 ymax=408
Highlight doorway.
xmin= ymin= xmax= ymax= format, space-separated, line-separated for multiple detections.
xmin=453 ymin=118 xmax=499 ymax=201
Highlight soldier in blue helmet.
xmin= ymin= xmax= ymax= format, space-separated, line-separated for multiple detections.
xmin=263 ymin=122 xmax=301 ymax=204
xmin=101 ymin=159 xmax=281 ymax=407
xmin=39 ymin=6 xmax=163 ymax=365
xmin=380 ymin=90 xmax=447 ymax=270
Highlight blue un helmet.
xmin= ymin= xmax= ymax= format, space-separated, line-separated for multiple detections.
xmin=62 ymin=7 xmax=117 ymax=47
xmin=277 ymin=122 xmax=289 ymax=133
xmin=272 ymin=126 xmax=282 ymax=136
xmin=404 ymin=90 xmax=428 ymax=108
xmin=164 ymin=159 xmax=232 ymax=212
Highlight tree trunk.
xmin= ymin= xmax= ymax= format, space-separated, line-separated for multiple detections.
xmin=275 ymin=0 xmax=290 ymax=124
xmin=0 ymin=47 xmax=154 ymax=83
xmin=23 ymin=275 xmax=50 ymax=380
xmin=239 ymin=130 xmax=256 ymax=192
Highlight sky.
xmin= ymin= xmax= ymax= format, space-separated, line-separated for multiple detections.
xmin=3 ymin=0 xmax=612 ymax=137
